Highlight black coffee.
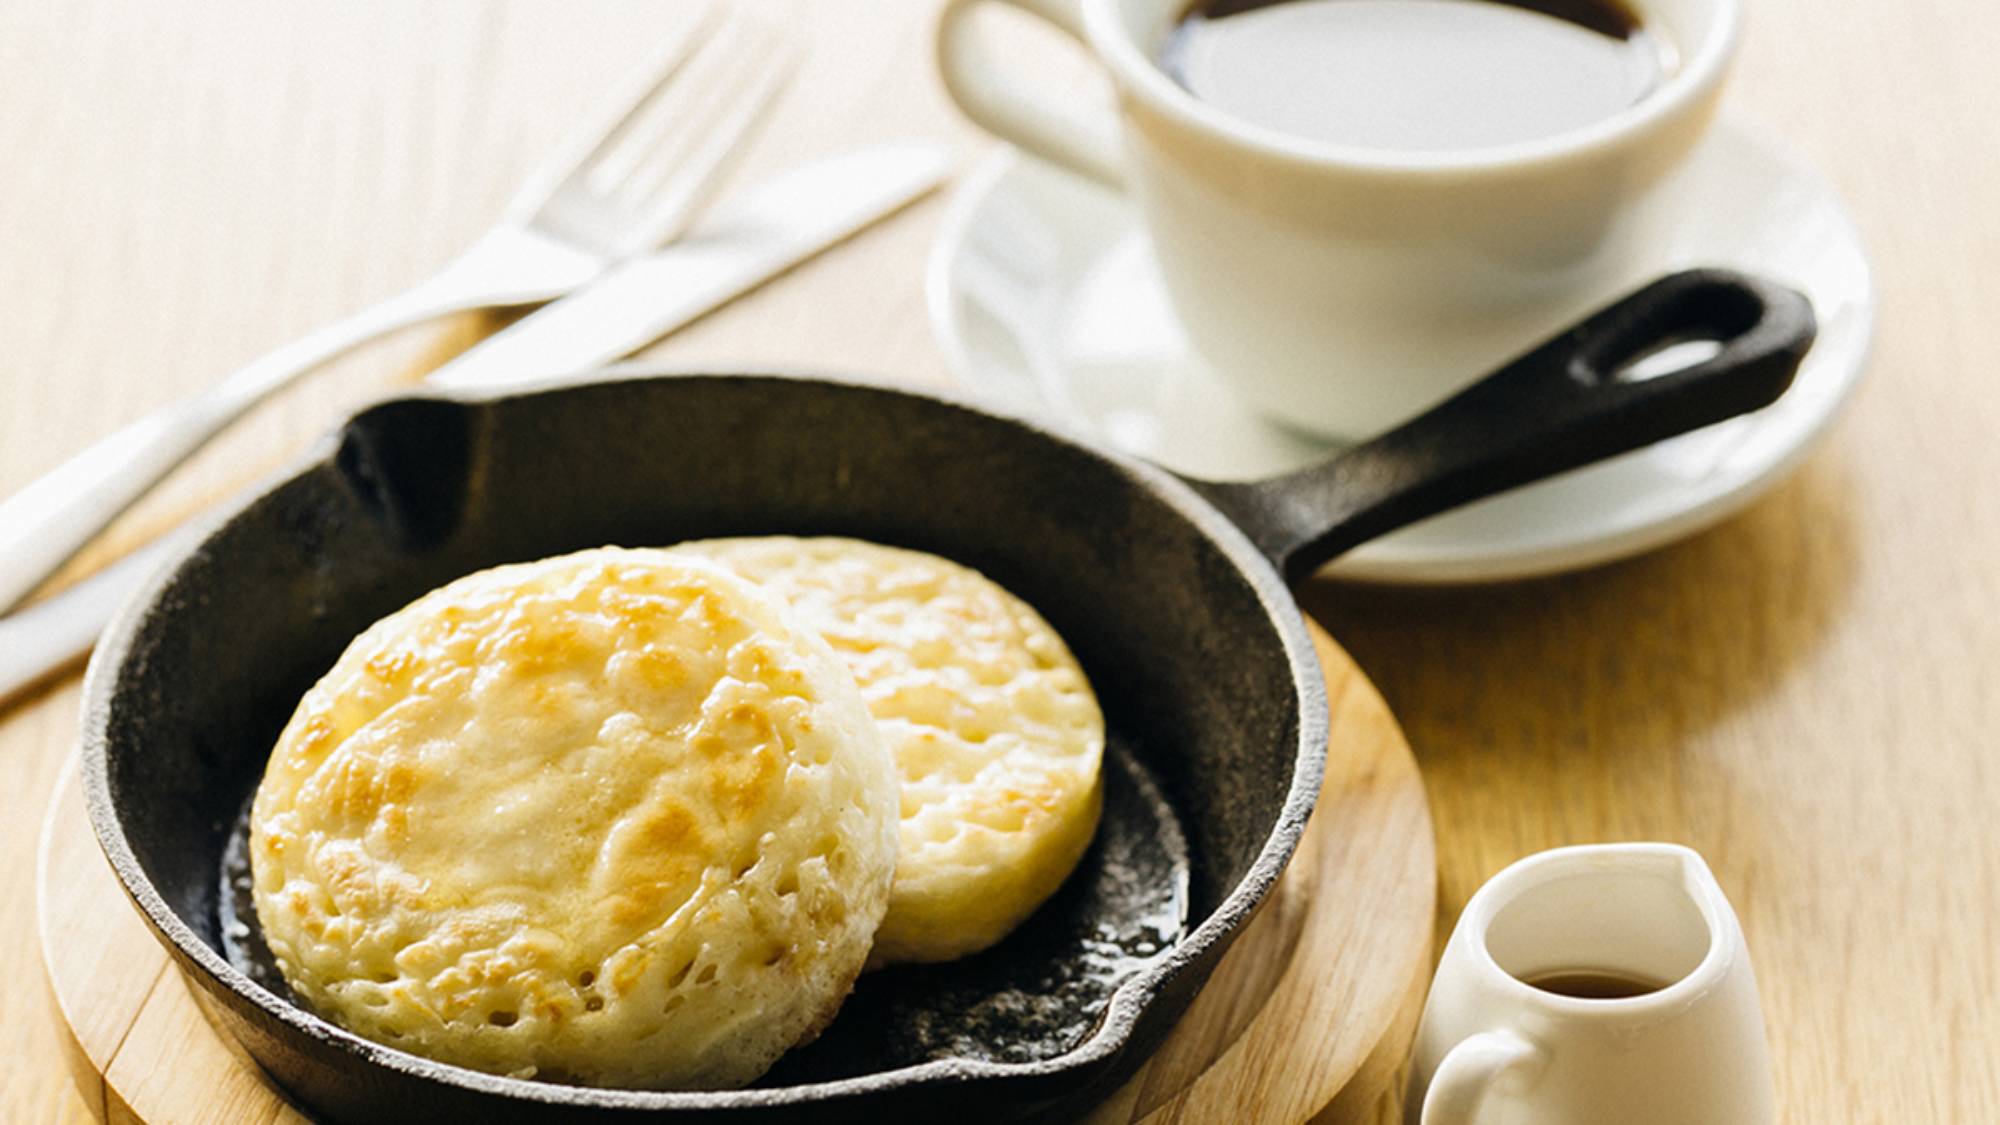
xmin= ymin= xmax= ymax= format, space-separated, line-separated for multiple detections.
xmin=1160 ymin=0 xmax=1671 ymax=152
xmin=1523 ymin=967 xmax=1671 ymax=999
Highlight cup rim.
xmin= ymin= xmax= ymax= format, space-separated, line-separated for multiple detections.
xmin=1461 ymin=842 xmax=1738 ymax=1015
xmin=1081 ymin=0 xmax=1742 ymax=177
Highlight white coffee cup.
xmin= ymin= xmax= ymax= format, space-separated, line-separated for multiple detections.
xmin=937 ymin=0 xmax=1741 ymax=440
xmin=1406 ymin=843 xmax=1775 ymax=1125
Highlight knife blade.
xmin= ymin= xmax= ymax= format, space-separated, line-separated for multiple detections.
xmin=0 ymin=144 xmax=951 ymax=704
xmin=428 ymin=143 xmax=949 ymax=387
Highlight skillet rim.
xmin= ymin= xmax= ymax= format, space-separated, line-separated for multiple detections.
xmin=79 ymin=367 xmax=1330 ymax=1113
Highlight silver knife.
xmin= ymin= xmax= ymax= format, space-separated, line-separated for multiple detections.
xmin=0 ymin=144 xmax=950 ymax=704
xmin=429 ymin=143 xmax=948 ymax=387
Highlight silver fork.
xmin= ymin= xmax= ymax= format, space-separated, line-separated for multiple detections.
xmin=0 ymin=7 xmax=795 ymax=611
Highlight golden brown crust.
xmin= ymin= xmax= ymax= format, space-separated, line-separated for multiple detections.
xmin=249 ymin=548 xmax=897 ymax=1089
xmin=670 ymin=537 xmax=1106 ymax=965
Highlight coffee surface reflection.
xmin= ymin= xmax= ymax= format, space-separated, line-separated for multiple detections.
xmin=1161 ymin=0 xmax=1673 ymax=152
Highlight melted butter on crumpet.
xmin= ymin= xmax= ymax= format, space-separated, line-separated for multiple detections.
xmin=249 ymin=548 xmax=897 ymax=1090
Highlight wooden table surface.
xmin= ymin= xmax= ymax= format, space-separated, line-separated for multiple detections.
xmin=2 ymin=0 xmax=1994 ymax=1121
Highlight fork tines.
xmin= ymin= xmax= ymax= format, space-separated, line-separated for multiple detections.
xmin=512 ymin=5 xmax=799 ymax=257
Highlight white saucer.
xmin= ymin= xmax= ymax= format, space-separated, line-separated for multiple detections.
xmin=926 ymin=118 xmax=1874 ymax=584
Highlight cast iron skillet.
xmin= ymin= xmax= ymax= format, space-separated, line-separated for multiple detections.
xmin=83 ymin=270 xmax=1811 ymax=1123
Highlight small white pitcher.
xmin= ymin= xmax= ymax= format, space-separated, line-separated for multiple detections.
xmin=1406 ymin=843 xmax=1775 ymax=1125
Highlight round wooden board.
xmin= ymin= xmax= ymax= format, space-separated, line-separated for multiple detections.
xmin=39 ymin=621 xmax=1434 ymax=1125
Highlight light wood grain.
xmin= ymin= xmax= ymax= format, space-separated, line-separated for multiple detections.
xmin=39 ymin=624 xmax=1434 ymax=1124
xmin=4 ymin=0 xmax=1997 ymax=1121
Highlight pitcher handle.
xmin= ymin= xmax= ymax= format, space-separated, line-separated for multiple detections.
xmin=936 ymin=0 xmax=1126 ymax=186
xmin=1418 ymin=1029 xmax=1543 ymax=1125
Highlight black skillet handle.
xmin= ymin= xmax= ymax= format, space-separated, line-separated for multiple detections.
xmin=1189 ymin=269 xmax=1817 ymax=583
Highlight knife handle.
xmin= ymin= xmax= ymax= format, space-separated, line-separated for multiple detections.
xmin=0 ymin=276 xmax=528 ymax=616
xmin=0 ymin=535 xmax=179 ymax=705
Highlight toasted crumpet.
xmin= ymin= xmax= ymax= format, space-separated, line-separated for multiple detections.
xmin=250 ymin=548 xmax=897 ymax=1089
xmin=672 ymin=537 xmax=1104 ymax=965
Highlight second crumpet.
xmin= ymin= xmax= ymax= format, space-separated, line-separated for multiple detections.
xmin=673 ymin=537 xmax=1105 ymax=965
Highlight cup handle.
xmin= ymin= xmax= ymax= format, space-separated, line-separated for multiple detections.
xmin=1419 ymin=1029 xmax=1543 ymax=1125
xmin=935 ymin=0 xmax=1126 ymax=187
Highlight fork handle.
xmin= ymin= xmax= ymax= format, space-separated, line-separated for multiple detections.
xmin=0 ymin=281 xmax=501 ymax=613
